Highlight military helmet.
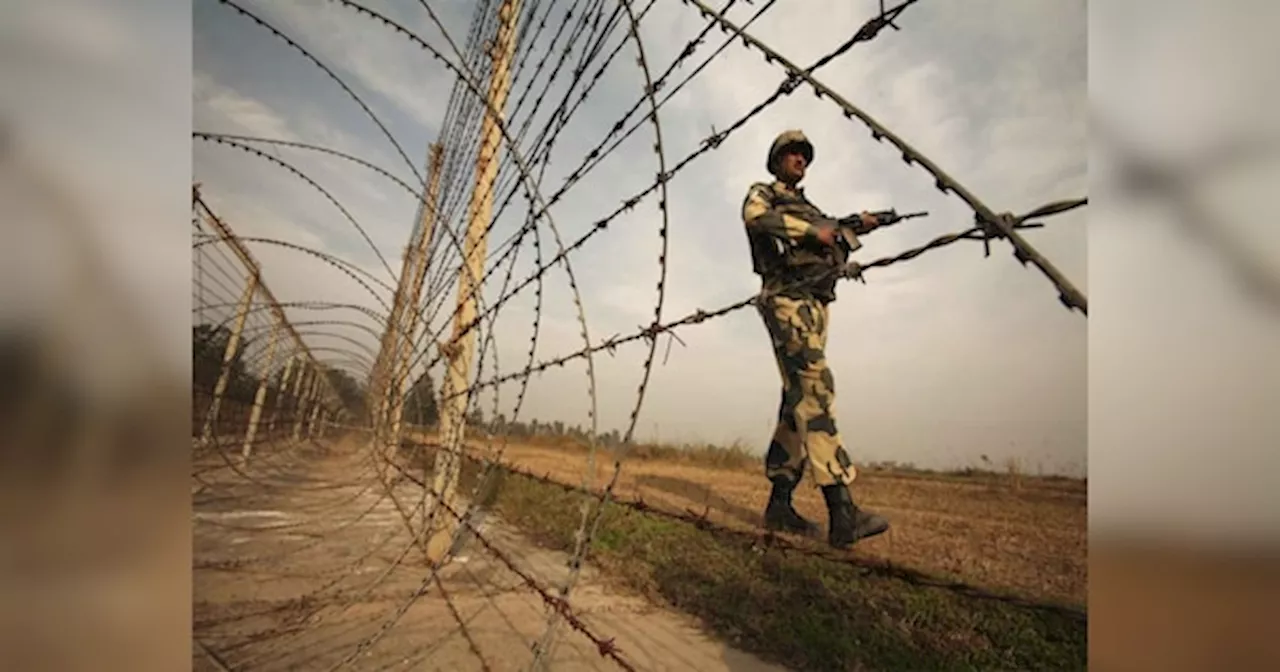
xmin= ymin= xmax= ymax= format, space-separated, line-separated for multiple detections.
xmin=766 ymin=129 xmax=814 ymax=177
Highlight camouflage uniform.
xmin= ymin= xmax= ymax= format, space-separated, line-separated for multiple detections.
xmin=742 ymin=129 xmax=889 ymax=548
xmin=741 ymin=134 xmax=863 ymax=488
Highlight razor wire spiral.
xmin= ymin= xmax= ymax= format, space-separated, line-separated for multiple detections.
xmin=191 ymin=1 xmax=1097 ymax=669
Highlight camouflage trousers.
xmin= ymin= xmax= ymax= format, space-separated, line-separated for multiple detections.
xmin=757 ymin=293 xmax=857 ymax=487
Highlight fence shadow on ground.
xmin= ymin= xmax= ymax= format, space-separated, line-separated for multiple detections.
xmin=634 ymin=473 xmax=764 ymax=529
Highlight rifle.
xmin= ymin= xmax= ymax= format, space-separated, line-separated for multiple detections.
xmin=831 ymin=209 xmax=929 ymax=282
xmin=838 ymin=208 xmax=929 ymax=230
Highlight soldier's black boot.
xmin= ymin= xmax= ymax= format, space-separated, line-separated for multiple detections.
xmin=763 ymin=475 xmax=820 ymax=537
xmin=821 ymin=484 xmax=889 ymax=549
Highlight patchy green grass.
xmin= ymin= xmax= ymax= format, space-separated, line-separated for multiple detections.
xmin=435 ymin=449 xmax=1086 ymax=672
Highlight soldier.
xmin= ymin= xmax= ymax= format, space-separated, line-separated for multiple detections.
xmin=741 ymin=129 xmax=890 ymax=549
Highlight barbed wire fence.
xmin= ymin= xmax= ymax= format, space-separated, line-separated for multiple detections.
xmin=191 ymin=0 xmax=1096 ymax=669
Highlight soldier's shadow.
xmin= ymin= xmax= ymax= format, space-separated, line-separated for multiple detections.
xmin=634 ymin=474 xmax=762 ymax=528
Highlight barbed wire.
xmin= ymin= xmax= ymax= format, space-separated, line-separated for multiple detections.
xmin=192 ymin=1 xmax=1091 ymax=669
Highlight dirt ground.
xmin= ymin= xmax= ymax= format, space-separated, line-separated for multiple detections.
xmin=192 ymin=436 xmax=787 ymax=671
xmin=482 ymin=441 xmax=1087 ymax=606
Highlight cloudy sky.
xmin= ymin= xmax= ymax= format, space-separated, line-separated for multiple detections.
xmin=185 ymin=0 xmax=1087 ymax=475
xmin=6 ymin=0 xmax=1278 ymax=548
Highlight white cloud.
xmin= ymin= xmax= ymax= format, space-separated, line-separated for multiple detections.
xmin=250 ymin=0 xmax=460 ymax=131
xmin=195 ymin=72 xmax=301 ymax=142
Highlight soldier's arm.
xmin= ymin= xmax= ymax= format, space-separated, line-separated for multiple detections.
xmin=742 ymin=184 xmax=827 ymax=243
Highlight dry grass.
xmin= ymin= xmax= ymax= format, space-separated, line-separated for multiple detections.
xmin=411 ymin=439 xmax=1087 ymax=671
xmin=449 ymin=433 xmax=1086 ymax=606
xmin=507 ymin=433 xmax=763 ymax=471
xmin=508 ymin=432 xmax=1083 ymax=491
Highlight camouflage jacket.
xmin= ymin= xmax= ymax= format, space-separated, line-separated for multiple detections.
xmin=741 ymin=180 xmax=862 ymax=304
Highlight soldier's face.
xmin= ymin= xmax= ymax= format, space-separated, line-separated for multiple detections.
xmin=779 ymin=149 xmax=807 ymax=183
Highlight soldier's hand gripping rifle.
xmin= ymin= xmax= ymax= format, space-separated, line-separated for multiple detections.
xmin=839 ymin=208 xmax=929 ymax=232
xmin=828 ymin=209 xmax=929 ymax=282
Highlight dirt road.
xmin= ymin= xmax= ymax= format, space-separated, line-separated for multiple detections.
xmin=192 ymin=437 xmax=788 ymax=671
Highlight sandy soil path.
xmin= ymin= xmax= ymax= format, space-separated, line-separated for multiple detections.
xmin=193 ymin=438 xmax=787 ymax=671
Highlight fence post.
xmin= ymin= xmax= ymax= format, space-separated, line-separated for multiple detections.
xmin=425 ymin=0 xmax=522 ymax=565
xmin=201 ymin=271 xmax=259 ymax=445
xmin=267 ymin=353 xmax=296 ymax=439
xmin=317 ymin=410 xmax=329 ymax=439
xmin=390 ymin=142 xmax=445 ymax=451
xmin=307 ymin=379 xmax=324 ymax=440
xmin=241 ymin=321 xmax=280 ymax=463
xmin=292 ymin=364 xmax=312 ymax=443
